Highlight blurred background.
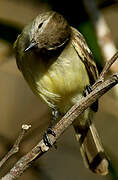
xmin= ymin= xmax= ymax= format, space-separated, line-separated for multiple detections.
xmin=0 ymin=0 xmax=118 ymax=179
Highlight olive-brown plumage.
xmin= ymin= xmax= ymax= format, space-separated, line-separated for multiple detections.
xmin=14 ymin=11 xmax=108 ymax=175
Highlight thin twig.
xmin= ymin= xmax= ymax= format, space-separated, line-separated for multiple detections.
xmin=99 ymin=51 xmax=118 ymax=79
xmin=0 ymin=124 xmax=31 ymax=169
xmin=93 ymin=51 xmax=118 ymax=88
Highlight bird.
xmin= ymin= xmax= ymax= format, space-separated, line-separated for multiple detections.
xmin=14 ymin=10 xmax=108 ymax=175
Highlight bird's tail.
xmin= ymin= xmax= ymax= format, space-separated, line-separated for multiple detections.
xmin=73 ymin=121 xmax=109 ymax=175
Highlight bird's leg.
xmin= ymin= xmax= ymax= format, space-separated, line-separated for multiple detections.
xmin=83 ymin=85 xmax=98 ymax=112
xmin=50 ymin=108 xmax=60 ymax=128
xmin=43 ymin=108 xmax=60 ymax=148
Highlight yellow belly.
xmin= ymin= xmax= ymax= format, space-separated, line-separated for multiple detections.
xmin=22 ymin=40 xmax=90 ymax=114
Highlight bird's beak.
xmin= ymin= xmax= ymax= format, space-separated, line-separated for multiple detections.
xmin=24 ymin=41 xmax=38 ymax=52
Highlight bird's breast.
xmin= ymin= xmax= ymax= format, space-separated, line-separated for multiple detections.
xmin=22 ymin=42 xmax=90 ymax=113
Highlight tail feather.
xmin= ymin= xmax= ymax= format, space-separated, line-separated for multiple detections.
xmin=74 ymin=122 xmax=109 ymax=175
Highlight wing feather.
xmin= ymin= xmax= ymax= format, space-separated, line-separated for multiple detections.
xmin=71 ymin=27 xmax=98 ymax=85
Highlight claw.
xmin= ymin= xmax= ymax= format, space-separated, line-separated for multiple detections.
xmin=83 ymin=85 xmax=93 ymax=97
xmin=47 ymin=128 xmax=56 ymax=137
xmin=83 ymin=85 xmax=98 ymax=112
xmin=43 ymin=128 xmax=57 ymax=148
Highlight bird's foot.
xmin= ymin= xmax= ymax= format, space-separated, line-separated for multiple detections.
xmin=83 ymin=85 xmax=98 ymax=112
xmin=83 ymin=85 xmax=93 ymax=97
xmin=43 ymin=128 xmax=57 ymax=148
xmin=43 ymin=108 xmax=59 ymax=148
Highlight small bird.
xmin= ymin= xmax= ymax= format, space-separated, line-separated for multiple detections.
xmin=14 ymin=11 xmax=108 ymax=175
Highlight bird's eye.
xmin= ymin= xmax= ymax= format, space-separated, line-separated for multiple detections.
xmin=38 ymin=22 xmax=43 ymax=29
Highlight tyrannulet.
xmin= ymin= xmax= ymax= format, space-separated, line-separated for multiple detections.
xmin=14 ymin=11 xmax=108 ymax=175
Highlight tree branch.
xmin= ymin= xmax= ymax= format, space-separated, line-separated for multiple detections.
xmin=1 ymin=50 xmax=118 ymax=179
xmin=93 ymin=51 xmax=118 ymax=88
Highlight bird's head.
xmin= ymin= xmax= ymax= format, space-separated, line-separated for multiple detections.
xmin=24 ymin=11 xmax=71 ymax=52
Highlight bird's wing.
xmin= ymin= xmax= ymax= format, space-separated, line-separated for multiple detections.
xmin=71 ymin=27 xmax=99 ymax=85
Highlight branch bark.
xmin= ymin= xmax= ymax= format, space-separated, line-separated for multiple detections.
xmin=1 ymin=51 xmax=118 ymax=180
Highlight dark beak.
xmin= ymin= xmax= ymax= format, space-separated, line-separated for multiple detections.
xmin=24 ymin=41 xmax=38 ymax=52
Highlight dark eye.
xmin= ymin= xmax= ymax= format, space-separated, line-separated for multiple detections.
xmin=38 ymin=22 xmax=43 ymax=29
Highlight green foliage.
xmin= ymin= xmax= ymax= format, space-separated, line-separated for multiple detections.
xmin=79 ymin=21 xmax=104 ymax=71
